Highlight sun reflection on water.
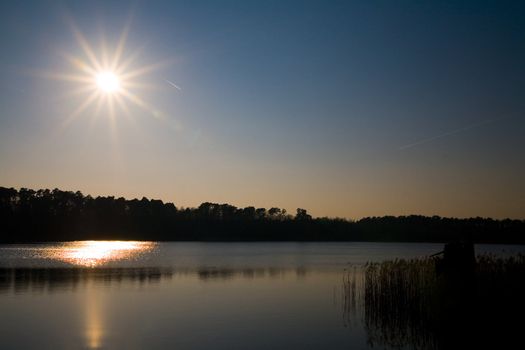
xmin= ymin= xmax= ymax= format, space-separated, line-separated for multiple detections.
xmin=85 ymin=288 xmax=104 ymax=349
xmin=48 ymin=241 xmax=155 ymax=267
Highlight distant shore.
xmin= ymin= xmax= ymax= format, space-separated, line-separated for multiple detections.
xmin=1 ymin=186 xmax=524 ymax=243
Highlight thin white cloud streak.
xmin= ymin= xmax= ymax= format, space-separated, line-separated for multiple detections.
xmin=165 ymin=79 xmax=182 ymax=90
xmin=399 ymin=119 xmax=495 ymax=150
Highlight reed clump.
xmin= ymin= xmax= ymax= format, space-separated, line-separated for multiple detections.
xmin=344 ymin=254 xmax=525 ymax=350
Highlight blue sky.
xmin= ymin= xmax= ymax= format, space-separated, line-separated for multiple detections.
xmin=1 ymin=0 xmax=524 ymax=218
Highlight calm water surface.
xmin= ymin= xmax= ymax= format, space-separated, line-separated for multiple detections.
xmin=0 ymin=242 xmax=523 ymax=350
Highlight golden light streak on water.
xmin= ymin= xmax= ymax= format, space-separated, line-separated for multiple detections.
xmin=85 ymin=288 xmax=103 ymax=349
xmin=43 ymin=241 xmax=155 ymax=267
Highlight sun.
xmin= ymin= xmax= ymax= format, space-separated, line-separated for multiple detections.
xmin=38 ymin=18 xmax=172 ymax=128
xmin=95 ymin=71 xmax=120 ymax=93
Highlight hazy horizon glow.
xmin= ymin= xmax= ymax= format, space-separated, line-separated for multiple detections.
xmin=1 ymin=1 xmax=524 ymax=219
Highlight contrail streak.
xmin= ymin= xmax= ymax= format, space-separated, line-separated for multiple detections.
xmin=399 ymin=119 xmax=494 ymax=150
xmin=165 ymin=79 xmax=181 ymax=90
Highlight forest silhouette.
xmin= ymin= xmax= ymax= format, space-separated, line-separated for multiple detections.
xmin=0 ymin=186 xmax=523 ymax=243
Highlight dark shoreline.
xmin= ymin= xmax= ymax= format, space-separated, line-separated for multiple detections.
xmin=2 ymin=186 xmax=524 ymax=244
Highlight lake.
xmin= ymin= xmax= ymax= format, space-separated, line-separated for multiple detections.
xmin=0 ymin=242 xmax=523 ymax=350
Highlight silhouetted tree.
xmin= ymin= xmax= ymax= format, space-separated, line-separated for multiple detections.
xmin=0 ymin=186 xmax=523 ymax=243
xmin=295 ymin=208 xmax=312 ymax=221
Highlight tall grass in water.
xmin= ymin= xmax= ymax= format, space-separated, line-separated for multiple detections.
xmin=342 ymin=265 xmax=365 ymax=327
xmin=344 ymin=254 xmax=525 ymax=350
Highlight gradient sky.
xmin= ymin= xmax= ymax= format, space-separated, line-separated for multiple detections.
xmin=1 ymin=0 xmax=524 ymax=219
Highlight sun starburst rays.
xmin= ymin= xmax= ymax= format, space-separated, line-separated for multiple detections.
xmin=43 ymin=20 xmax=169 ymax=133
xmin=111 ymin=20 xmax=132 ymax=72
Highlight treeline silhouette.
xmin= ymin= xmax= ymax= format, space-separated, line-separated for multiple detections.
xmin=0 ymin=186 xmax=523 ymax=243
